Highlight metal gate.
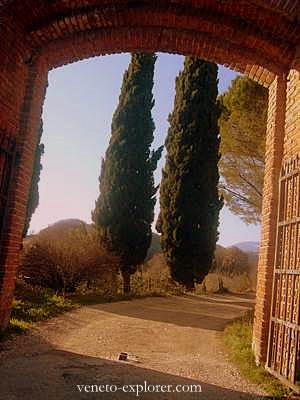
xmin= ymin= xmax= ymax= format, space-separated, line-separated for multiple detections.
xmin=0 ymin=133 xmax=16 ymax=246
xmin=266 ymin=155 xmax=300 ymax=391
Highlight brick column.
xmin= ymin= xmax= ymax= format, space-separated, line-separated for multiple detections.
xmin=284 ymin=69 xmax=300 ymax=159
xmin=252 ymin=74 xmax=287 ymax=363
xmin=0 ymin=58 xmax=48 ymax=329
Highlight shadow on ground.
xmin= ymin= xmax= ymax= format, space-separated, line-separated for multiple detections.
xmin=0 ymin=337 xmax=267 ymax=400
xmin=89 ymin=293 xmax=256 ymax=331
xmin=0 ymin=294 xmax=265 ymax=400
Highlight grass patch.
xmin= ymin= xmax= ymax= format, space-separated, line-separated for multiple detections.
xmin=223 ymin=311 xmax=289 ymax=398
xmin=0 ymin=281 xmax=78 ymax=341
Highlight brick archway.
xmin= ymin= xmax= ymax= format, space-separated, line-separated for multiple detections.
xmin=0 ymin=0 xmax=299 ymax=387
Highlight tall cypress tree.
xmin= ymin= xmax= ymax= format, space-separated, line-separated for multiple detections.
xmin=157 ymin=57 xmax=223 ymax=290
xmin=92 ymin=53 xmax=162 ymax=294
xmin=23 ymin=120 xmax=44 ymax=237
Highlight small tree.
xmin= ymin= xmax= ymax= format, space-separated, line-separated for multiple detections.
xmin=157 ymin=57 xmax=223 ymax=290
xmin=92 ymin=53 xmax=163 ymax=294
xmin=212 ymin=246 xmax=249 ymax=277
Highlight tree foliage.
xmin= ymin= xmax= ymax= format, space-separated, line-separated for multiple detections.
xmin=23 ymin=120 xmax=44 ymax=237
xmin=157 ymin=57 xmax=223 ymax=290
xmin=92 ymin=53 xmax=163 ymax=294
xmin=218 ymin=76 xmax=268 ymax=224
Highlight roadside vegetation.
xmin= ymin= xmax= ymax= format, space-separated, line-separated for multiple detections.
xmin=1 ymin=223 xmax=186 ymax=341
xmin=0 ymin=280 xmax=77 ymax=340
xmin=223 ymin=311 xmax=289 ymax=398
xmin=21 ymin=221 xmax=118 ymax=295
xmin=1 ymin=273 xmax=183 ymax=342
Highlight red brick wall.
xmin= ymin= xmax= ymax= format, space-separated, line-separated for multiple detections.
xmin=0 ymin=12 xmax=29 ymax=135
xmin=0 ymin=12 xmax=30 ymax=326
xmin=0 ymin=54 xmax=48 ymax=327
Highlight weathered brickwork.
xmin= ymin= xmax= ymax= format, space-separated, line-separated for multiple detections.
xmin=0 ymin=0 xmax=299 ymax=374
xmin=0 ymin=12 xmax=29 ymax=135
xmin=284 ymin=70 xmax=300 ymax=159
xmin=0 ymin=58 xmax=48 ymax=327
xmin=252 ymin=75 xmax=287 ymax=362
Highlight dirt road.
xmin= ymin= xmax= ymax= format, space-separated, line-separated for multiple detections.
xmin=0 ymin=294 xmax=268 ymax=399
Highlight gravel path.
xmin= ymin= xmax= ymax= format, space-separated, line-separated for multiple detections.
xmin=0 ymin=293 xmax=268 ymax=400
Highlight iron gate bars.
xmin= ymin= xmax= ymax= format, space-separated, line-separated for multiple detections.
xmin=266 ymin=155 xmax=300 ymax=392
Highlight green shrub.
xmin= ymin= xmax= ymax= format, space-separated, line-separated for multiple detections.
xmin=0 ymin=281 xmax=78 ymax=340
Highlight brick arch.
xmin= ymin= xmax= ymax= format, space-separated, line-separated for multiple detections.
xmin=2 ymin=0 xmax=300 ymax=86
xmin=0 ymin=1 xmax=299 ymax=385
xmin=43 ymin=26 xmax=277 ymax=87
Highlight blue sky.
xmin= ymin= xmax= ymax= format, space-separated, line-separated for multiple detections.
xmin=29 ymin=53 xmax=261 ymax=247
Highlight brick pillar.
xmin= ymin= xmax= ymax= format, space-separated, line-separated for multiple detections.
xmin=284 ymin=69 xmax=300 ymax=159
xmin=252 ymin=74 xmax=287 ymax=363
xmin=0 ymin=58 xmax=47 ymax=329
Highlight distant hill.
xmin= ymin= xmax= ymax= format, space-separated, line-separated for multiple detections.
xmin=38 ymin=219 xmax=88 ymax=238
xmin=233 ymin=241 xmax=259 ymax=253
xmin=28 ymin=221 xmax=160 ymax=258
xmin=147 ymin=237 xmax=259 ymax=260
xmin=28 ymin=222 xmax=161 ymax=255
xmin=25 ymin=219 xmax=89 ymax=244
xmin=40 ymin=218 xmax=85 ymax=232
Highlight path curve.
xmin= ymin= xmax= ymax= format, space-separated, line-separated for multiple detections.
xmin=0 ymin=293 xmax=268 ymax=400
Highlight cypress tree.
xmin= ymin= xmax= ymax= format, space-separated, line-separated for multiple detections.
xmin=92 ymin=53 xmax=162 ymax=294
xmin=157 ymin=57 xmax=223 ymax=290
xmin=23 ymin=120 xmax=44 ymax=237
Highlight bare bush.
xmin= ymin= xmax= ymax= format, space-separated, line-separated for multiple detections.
xmin=211 ymin=246 xmax=250 ymax=277
xmin=131 ymin=253 xmax=186 ymax=296
xmin=20 ymin=224 xmax=118 ymax=294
